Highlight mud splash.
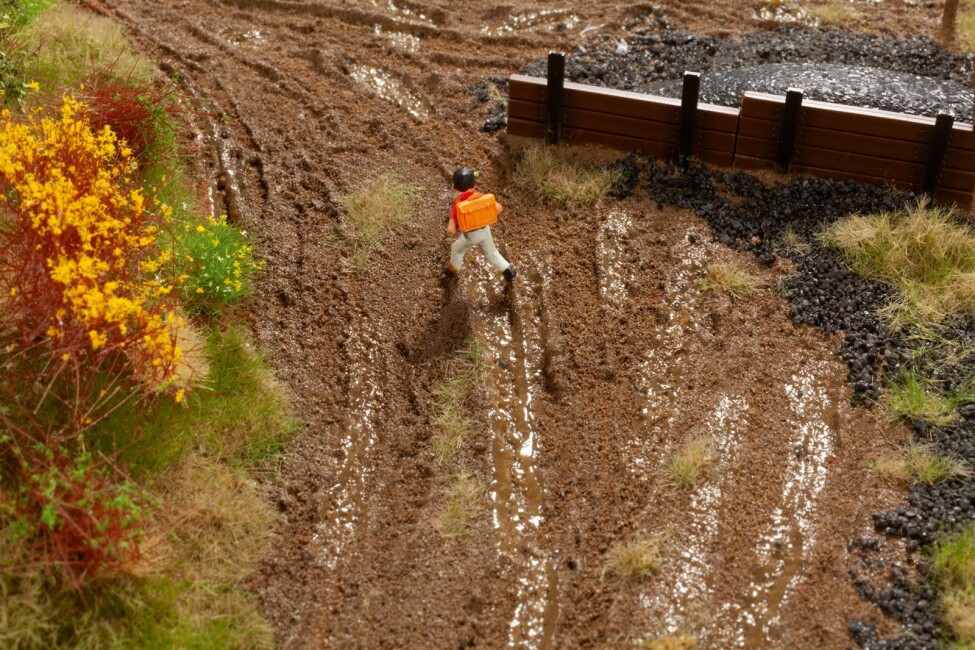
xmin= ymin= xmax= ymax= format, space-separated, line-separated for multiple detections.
xmin=310 ymin=319 xmax=384 ymax=568
xmin=481 ymin=8 xmax=579 ymax=36
xmin=645 ymin=395 xmax=750 ymax=635
xmin=349 ymin=65 xmax=429 ymax=120
xmin=595 ymin=209 xmax=634 ymax=308
xmin=732 ymin=359 xmax=841 ymax=647
xmin=467 ymin=254 xmax=558 ymax=649
xmin=630 ymin=227 xmax=713 ymax=474
xmin=372 ymin=24 xmax=421 ymax=51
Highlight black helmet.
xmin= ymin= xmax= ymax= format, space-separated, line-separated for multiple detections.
xmin=452 ymin=166 xmax=476 ymax=191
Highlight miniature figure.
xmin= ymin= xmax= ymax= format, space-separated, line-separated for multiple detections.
xmin=443 ymin=166 xmax=516 ymax=282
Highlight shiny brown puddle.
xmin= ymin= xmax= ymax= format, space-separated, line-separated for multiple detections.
xmin=467 ymin=253 xmax=558 ymax=649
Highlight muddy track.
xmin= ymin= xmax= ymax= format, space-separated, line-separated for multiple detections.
xmin=81 ymin=0 xmax=946 ymax=646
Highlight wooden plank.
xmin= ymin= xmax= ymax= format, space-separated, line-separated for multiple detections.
xmin=509 ymin=75 xmax=739 ymax=131
xmin=733 ymin=154 xmax=777 ymax=171
xmin=741 ymin=91 xmax=975 ymax=150
xmin=740 ymin=117 xmax=975 ymax=171
xmin=793 ymin=162 xmax=919 ymax=190
xmin=507 ymin=117 xmax=544 ymax=139
xmin=562 ymin=128 xmax=677 ymax=159
xmin=698 ymin=129 xmax=736 ymax=152
xmin=935 ymin=187 xmax=974 ymax=207
xmin=697 ymin=149 xmax=735 ymax=167
xmin=735 ymin=135 xmax=777 ymax=160
xmin=508 ymin=99 xmax=546 ymax=122
xmin=561 ymin=106 xmax=679 ymax=141
xmin=792 ymin=145 xmax=975 ymax=191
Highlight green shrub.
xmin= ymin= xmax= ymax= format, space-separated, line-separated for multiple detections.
xmin=180 ymin=215 xmax=263 ymax=313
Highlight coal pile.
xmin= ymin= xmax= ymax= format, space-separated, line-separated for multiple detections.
xmin=646 ymin=63 xmax=974 ymax=120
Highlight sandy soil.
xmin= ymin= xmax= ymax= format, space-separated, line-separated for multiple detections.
xmin=76 ymin=0 xmax=953 ymax=647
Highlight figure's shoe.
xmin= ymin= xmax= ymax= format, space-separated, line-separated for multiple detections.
xmin=503 ymin=266 xmax=516 ymax=282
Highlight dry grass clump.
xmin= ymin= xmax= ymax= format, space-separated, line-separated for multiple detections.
xmin=434 ymin=471 xmax=484 ymax=539
xmin=661 ymin=435 xmax=716 ymax=490
xmin=929 ymin=523 xmax=975 ymax=648
xmin=822 ymin=199 xmax=975 ymax=329
xmin=779 ymin=225 xmax=811 ymax=253
xmin=511 ymin=144 xmax=617 ymax=206
xmin=601 ymin=536 xmax=665 ymax=588
xmin=697 ymin=261 xmax=763 ymax=299
xmin=337 ymin=174 xmax=419 ymax=269
xmin=809 ymin=2 xmax=863 ymax=25
xmin=871 ymin=443 xmax=970 ymax=485
xmin=642 ymin=634 xmax=699 ymax=650
xmin=886 ymin=370 xmax=972 ymax=429
xmin=22 ymin=3 xmax=155 ymax=90
xmin=960 ymin=0 xmax=975 ymax=52
xmin=431 ymin=340 xmax=484 ymax=465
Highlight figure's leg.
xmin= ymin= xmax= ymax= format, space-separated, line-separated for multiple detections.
xmin=471 ymin=227 xmax=510 ymax=272
xmin=449 ymin=234 xmax=475 ymax=272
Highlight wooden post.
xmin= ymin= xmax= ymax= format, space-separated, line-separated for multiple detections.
xmin=777 ymin=88 xmax=803 ymax=171
xmin=545 ymin=51 xmax=565 ymax=145
xmin=679 ymin=71 xmax=701 ymax=158
xmin=942 ymin=0 xmax=960 ymax=47
xmin=923 ymin=112 xmax=954 ymax=195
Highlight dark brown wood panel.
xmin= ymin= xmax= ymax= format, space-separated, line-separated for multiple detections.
xmin=793 ymin=146 xmax=975 ymax=191
xmin=737 ymin=116 xmax=975 ymax=172
xmin=741 ymin=92 xmax=975 ymax=151
xmin=507 ymin=117 xmax=544 ymax=139
xmin=793 ymin=162 xmax=919 ymax=190
xmin=735 ymin=135 xmax=777 ymax=161
xmin=508 ymin=99 xmax=545 ymax=122
xmin=562 ymin=128 xmax=677 ymax=159
xmin=935 ymin=188 xmax=974 ymax=207
xmin=732 ymin=154 xmax=777 ymax=171
xmin=799 ymin=128 xmax=926 ymax=164
xmin=698 ymin=149 xmax=735 ymax=167
xmin=561 ymin=106 xmax=679 ymax=141
xmin=509 ymin=75 xmax=739 ymax=131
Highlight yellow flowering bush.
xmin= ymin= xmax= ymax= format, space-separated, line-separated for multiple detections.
xmin=0 ymin=96 xmax=184 ymax=402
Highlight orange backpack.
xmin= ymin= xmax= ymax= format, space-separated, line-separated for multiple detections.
xmin=455 ymin=192 xmax=498 ymax=233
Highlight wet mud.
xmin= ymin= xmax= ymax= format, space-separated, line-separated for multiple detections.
xmin=85 ymin=0 xmax=961 ymax=646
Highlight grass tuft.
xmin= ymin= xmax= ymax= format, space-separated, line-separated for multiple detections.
xmin=661 ymin=435 xmax=716 ymax=490
xmin=430 ymin=339 xmax=484 ymax=465
xmin=822 ymin=199 xmax=975 ymax=328
xmin=22 ymin=3 xmax=155 ymax=91
xmin=434 ymin=471 xmax=484 ymax=539
xmin=886 ymin=369 xmax=971 ymax=429
xmin=779 ymin=225 xmax=811 ymax=253
xmin=601 ymin=536 xmax=664 ymax=588
xmin=808 ymin=2 xmax=863 ymax=25
xmin=871 ymin=442 xmax=971 ymax=485
xmin=697 ymin=261 xmax=762 ymax=299
xmin=642 ymin=633 xmax=699 ymax=650
xmin=929 ymin=523 xmax=975 ymax=647
xmin=337 ymin=174 xmax=419 ymax=270
xmin=511 ymin=144 xmax=617 ymax=206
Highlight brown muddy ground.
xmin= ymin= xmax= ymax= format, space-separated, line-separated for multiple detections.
xmin=78 ymin=0 xmax=950 ymax=647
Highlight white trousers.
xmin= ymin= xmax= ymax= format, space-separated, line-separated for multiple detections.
xmin=449 ymin=226 xmax=509 ymax=272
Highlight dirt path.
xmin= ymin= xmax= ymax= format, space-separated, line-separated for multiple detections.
xmin=78 ymin=0 xmax=948 ymax=646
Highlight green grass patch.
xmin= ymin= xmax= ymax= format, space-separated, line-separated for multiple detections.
xmin=179 ymin=215 xmax=263 ymax=313
xmin=886 ymin=369 xmax=972 ymax=429
xmin=822 ymin=199 xmax=975 ymax=329
xmin=434 ymin=470 xmax=484 ymax=540
xmin=89 ymin=326 xmax=294 ymax=476
xmin=1 ymin=455 xmax=276 ymax=649
xmin=697 ymin=261 xmax=763 ymax=300
xmin=929 ymin=523 xmax=975 ymax=648
xmin=21 ymin=2 xmax=155 ymax=91
xmin=602 ymin=536 xmax=665 ymax=588
xmin=511 ymin=144 xmax=618 ymax=206
xmin=661 ymin=435 xmax=716 ymax=490
xmin=337 ymin=173 xmax=419 ymax=270
xmin=642 ymin=634 xmax=699 ymax=650
xmin=871 ymin=442 xmax=970 ymax=485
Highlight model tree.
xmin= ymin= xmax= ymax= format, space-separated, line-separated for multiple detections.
xmin=943 ymin=0 xmax=960 ymax=46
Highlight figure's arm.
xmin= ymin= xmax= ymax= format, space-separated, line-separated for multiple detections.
xmin=496 ymin=201 xmax=504 ymax=216
xmin=446 ymin=215 xmax=457 ymax=234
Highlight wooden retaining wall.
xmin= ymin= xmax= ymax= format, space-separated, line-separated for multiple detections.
xmin=506 ymin=69 xmax=975 ymax=207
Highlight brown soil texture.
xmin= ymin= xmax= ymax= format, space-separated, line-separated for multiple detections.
xmin=78 ymin=0 xmax=953 ymax=647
